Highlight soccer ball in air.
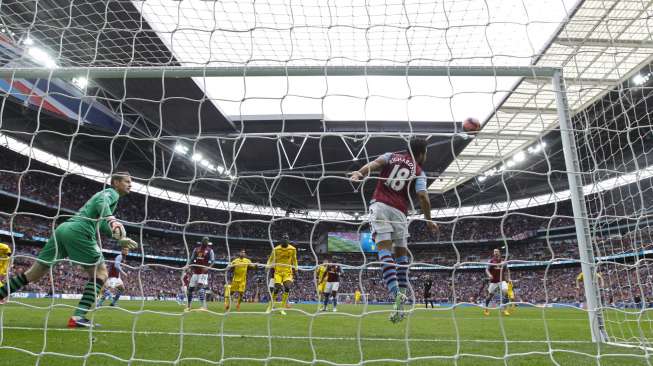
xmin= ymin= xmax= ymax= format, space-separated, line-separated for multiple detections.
xmin=462 ymin=117 xmax=481 ymax=132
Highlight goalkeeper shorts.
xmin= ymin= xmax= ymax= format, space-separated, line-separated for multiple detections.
xmin=37 ymin=222 xmax=102 ymax=267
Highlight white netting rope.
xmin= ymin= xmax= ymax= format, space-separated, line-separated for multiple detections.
xmin=0 ymin=0 xmax=653 ymax=364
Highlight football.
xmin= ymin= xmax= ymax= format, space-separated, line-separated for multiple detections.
xmin=463 ymin=117 xmax=481 ymax=132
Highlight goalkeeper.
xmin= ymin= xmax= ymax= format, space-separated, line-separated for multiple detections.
xmin=0 ymin=172 xmax=138 ymax=328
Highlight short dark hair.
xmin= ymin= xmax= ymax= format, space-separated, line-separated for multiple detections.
xmin=409 ymin=137 xmax=428 ymax=158
xmin=110 ymin=171 xmax=131 ymax=185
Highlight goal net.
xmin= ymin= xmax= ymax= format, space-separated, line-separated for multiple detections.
xmin=0 ymin=0 xmax=652 ymax=364
xmin=576 ymin=71 xmax=653 ymax=348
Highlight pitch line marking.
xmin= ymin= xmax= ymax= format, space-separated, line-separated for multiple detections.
xmin=2 ymin=326 xmax=598 ymax=344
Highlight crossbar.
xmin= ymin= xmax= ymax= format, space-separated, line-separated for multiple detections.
xmin=0 ymin=66 xmax=561 ymax=79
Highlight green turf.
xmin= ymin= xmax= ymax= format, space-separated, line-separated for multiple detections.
xmin=0 ymin=299 xmax=651 ymax=365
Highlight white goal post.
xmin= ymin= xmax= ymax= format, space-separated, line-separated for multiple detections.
xmin=0 ymin=63 xmax=607 ymax=344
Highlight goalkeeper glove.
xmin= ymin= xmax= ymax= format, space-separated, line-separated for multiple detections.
xmin=107 ymin=216 xmax=126 ymax=240
xmin=118 ymin=237 xmax=138 ymax=249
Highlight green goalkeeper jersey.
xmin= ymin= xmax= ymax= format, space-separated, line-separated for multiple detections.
xmin=66 ymin=187 xmax=120 ymax=239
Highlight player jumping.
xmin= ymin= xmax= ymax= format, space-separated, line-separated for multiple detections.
xmin=186 ymin=237 xmax=215 ymax=312
xmin=350 ymin=137 xmax=437 ymax=323
xmin=266 ymin=234 xmax=298 ymax=315
xmin=0 ymin=172 xmax=138 ymax=328
xmin=227 ymin=249 xmax=255 ymax=311
xmin=98 ymin=246 xmax=129 ymax=307
xmin=483 ymin=248 xmax=514 ymax=316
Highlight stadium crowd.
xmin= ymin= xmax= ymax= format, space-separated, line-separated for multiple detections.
xmin=5 ymin=240 xmax=653 ymax=308
xmin=2 ymin=147 xmax=653 ymax=307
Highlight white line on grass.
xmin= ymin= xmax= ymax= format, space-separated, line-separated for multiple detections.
xmin=2 ymin=326 xmax=597 ymax=344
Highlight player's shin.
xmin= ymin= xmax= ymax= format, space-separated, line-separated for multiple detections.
xmin=322 ymin=293 xmax=330 ymax=309
xmin=187 ymin=287 xmax=195 ymax=308
xmin=111 ymin=288 xmax=123 ymax=306
xmin=0 ymin=273 xmax=29 ymax=300
xmin=396 ymin=255 xmax=409 ymax=295
xmin=266 ymin=293 xmax=275 ymax=312
xmin=281 ymin=290 xmax=289 ymax=308
xmin=97 ymin=289 xmax=109 ymax=306
xmin=73 ymin=279 xmax=103 ymax=319
xmin=199 ymin=287 xmax=207 ymax=308
xmin=378 ymin=249 xmax=399 ymax=296
xmin=332 ymin=293 xmax=337 ymax=309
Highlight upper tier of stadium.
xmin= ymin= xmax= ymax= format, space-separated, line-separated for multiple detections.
xmin=0 ymin=0 xmax=649 ymax=218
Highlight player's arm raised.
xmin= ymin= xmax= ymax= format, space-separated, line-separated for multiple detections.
xmin=349 ymin=155 xmax=388 ymax=182
xmin=415 ymin=172 xmax=438 ymax=233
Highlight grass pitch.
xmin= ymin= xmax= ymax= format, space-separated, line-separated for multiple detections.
xmin=0 ymin=299 xmax=651 ymax=365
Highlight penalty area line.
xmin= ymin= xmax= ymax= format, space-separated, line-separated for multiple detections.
xmin=2 ymin=326 xmax=595 ymax=344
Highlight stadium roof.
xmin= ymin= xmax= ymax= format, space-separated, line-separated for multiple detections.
xmin=0 ymin=0 xmax=652 ymax=217
xmin=430 ymin=0 xmax=653 ymax=192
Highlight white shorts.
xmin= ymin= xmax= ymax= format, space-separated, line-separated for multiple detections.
xmin=488 ymin=281 xmax=509 ymax=295
xmin=268 ymin=278 xmax=276 ymax=289
xmin=325 ymin=282 xmax=340 ymax=293
xmin=189 ymin=274 xmax=209 ymax=287
xmin=106 ymin=277 xmax=124 ymax=289
xmin=369 ymin=202 xmax=409 ymax=247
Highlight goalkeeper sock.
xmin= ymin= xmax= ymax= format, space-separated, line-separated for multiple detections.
xmin=0 ymin=273 xmax=28 ymax=299
xmin=378 ymin=249 xmax=398 ymax=296
xmin=199 ymin=288 xmax=207 ymax=307
xmin=281 ymin=292 xmax=289 ymax=308
xmin=396 ymin=255 xmax=410 ymax=293
xmin=74 ymin=279 xmax=103 ymax=318
xmin=111 ymin=289 xmax=123 ymax=306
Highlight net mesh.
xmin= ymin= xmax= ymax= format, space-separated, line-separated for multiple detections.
xmin=0 ymin=0 xmax=652 ymax=365
xmin=576 ymin=71 xmax=653 ymax=347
